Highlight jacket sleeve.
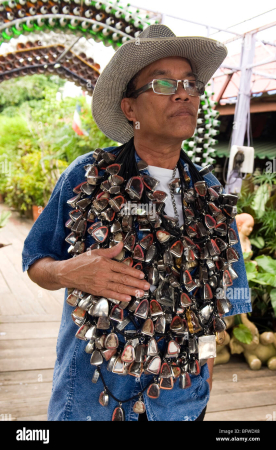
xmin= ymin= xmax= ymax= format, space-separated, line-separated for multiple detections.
xmin=22 ymin=170 xmax=74 ymax=272
xmin=22 ymin=148 xmax=116 ymax=273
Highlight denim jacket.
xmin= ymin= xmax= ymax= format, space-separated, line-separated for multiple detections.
xmin=22 ymin=146 xmax=251 ymax=421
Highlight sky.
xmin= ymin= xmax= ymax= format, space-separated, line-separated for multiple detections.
xmin=91 ymin=0 xmax=276 ymax=70
xmin=1 ymin=0 xmax=275 ymax=98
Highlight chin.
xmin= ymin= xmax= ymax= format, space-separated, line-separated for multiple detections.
xmin=180 ymin=132 xmax=195 ymax=141
xmin=179 ymin=127 xmax=196 ymax=140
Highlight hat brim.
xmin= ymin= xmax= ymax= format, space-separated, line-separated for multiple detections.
xmin=92 ymin=36 xmax=227 ymax=143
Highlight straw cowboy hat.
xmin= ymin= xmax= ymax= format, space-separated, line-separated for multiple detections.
xmin=92 ymin=24 xmax=227 ymax=144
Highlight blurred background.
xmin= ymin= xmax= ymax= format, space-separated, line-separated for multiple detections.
xmin=0 ymin=0 xmax=275 ymax=422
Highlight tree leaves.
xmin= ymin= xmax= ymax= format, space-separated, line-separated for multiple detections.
xmin=250 ymin=236 xmax=265 ymax=249
xmin=244 ymin=261 xmax=258 ymax=280
xmin=250 ymin=273 xmax=276 ymax=288
xmin=270 ymin=289 xmax=276 ymax=316
xmin=233 ymin=324 xmax=253 ymax=344
xmin=251 ymin=184 xmax=270 ymax=218
xmin=255 ymin=255 xmax=276 ymax=274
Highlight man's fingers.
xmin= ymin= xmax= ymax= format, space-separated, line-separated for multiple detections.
xmin=106 ymin=281 xmax=145 ymax=299
xmin=109 ymin=259 xmax=145 ymax=279
xmin=95 ymin=241 xmax=124 ymax=259
xmin=111 ymin=272 xmax=150 ymax=291
xmin=100 ymin=290 xmax=132 ymax=303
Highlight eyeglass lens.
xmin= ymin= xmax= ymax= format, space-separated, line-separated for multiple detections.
xmin=153 ymin=79 xmax=203 ymax=96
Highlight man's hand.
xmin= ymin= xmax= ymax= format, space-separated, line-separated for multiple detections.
xmin=28 ymin=241 xmax=150 ymax=302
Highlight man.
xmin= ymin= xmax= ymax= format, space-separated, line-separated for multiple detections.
xmin=22 ymin=25 xmax=251 ymax=421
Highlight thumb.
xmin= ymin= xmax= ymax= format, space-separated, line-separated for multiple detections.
xmin=95 ymin=241 xmax=124 ymax=259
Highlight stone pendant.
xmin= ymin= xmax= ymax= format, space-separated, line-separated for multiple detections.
xmin=102 ymin=348 xmax=117 ymax=361
xmin=141 ymin=318 xmax=154 ymax=337
xmin=90 ymin=350 xmax=103 ymax=366
xmin=170 ymin=315 xmax=184 ymax=333
xmin=112 ymin=356 xmax=126 ymax=375
xmin=99 ymin=391 xmax=109 ymax=407
xmin=148 ymin=267 xmax=159 ymax=285
xmin=180 ymin=293 xmax=192 ymax=308
xmin=121 ymin=345 xmax=135 ymax=363
xmin=146 ymin=356 xmax=161 ymax=375
xmin=228 ymin=227 xmax=238 ymax=245
xmin=128 ymin=361 xmax=143 ymax=377
xmin=189 ymin=359 xmax=201 ymax=375
xmin=213 ymin=316 xmax=226 ymax=332
xmin=155 ymin=315 xmax=166 ymax=334
xmin=133 ymin=244 xmax=145 ymax=261
xmin=179 ymin=372 xmax=192 ymax=389
xmin=186 ymin=310 xmax=202 ymax=334
xmin=85 ymin=340 xmax=95 ymax=354
xmin=133 ymin=400 xmax=146 ymax=414
xmin=91 ymin=369 xmax=100 ymax=384
xmin=223 ymin=270 xmax=233 ymax=287
xmin=147 ymin=338 xmax=158 ymax=356
xmin=147 ymin=383 xmax=160 ymax=399
xmin=150 ymin=299 xmax=163 ymax=317
xmin=96 ymin=317 xmax=111 ymax=330
xmin=160 ymin=377 xmax=174 ymax=390
xmin=125 ymin=176 xmax=144 ymax=200
xmin=112 ymin=406 xmax=125 ymax=421
xmin=90 ymin=298 xmax=109 ymax=317
xmin=166 ymin=340 xmax=180 ymax=357
xmin=142 ymin=175 xmax=159 ymax=191
xmin=140 ymin=233 xmax=154 ymax=250
xmin=171 ymin=365 xmax=181 ymax=378
xmin=134 ymin=299 xmax=149 ymax=319
xmin=109 ymin=305 xmax=124 ymax=323
xmin=160 ymin=362 xmax=173 ymax=378
xmin=226 ymin=247 xmax=239 ymax=263
xmin=105 ymin=332 xmax=119 ymax=349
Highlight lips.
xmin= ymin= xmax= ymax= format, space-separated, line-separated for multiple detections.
xmin=171 ymin=109 xmax=194 ymax=117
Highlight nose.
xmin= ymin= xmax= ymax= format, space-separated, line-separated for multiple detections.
xmin=172 ymin=81 xmax=191 ymax=101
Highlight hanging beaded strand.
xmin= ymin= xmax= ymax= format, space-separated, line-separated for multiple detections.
xmin=65 ymin=139 xmax=239 ymax=420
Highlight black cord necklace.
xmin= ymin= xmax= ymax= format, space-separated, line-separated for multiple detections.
xmin=64 ymin=137 xmax=240 ymax=421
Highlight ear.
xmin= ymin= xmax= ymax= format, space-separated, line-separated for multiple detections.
xmin=121 ymin=97 xmax=137 ymax=123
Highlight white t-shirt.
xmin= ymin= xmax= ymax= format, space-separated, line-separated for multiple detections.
xmin=148 ymin=165 xmax=184 ymax=227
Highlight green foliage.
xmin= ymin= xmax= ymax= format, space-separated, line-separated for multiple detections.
xmin=270 ymin=289 xmax=276 ymax=317
xmin=238 ymin=172 xmax=276 ymax=331
xmin=0 ymin=74 xmax=65 ymax=113
xmin=0 ymin=75 xmax=118 ymax=211
xmin=244 ymin=260 xmax=258 ymax=280
xmin=0 ymin=115 xmax=35 ymax=154
xmin=259 ymin=208 xmax=276 ymax=238
xmin=244 ymin=254 xmax=276 ymax=330
xmin=237 ymin=172 xmax=276 ymax=256
xmin=253 ymin=170 xmax=276 ymax=187
xmin=251 ymin=184 xmax=270 ymax=219
xmin=233 ymin=324 xmax=253 ymax=344
xmin=58 ymin=95 xmax=118 ymax=163
xmin=254 ymin=255 xmax=276 ymax=274
xmin=250 ymin=236 xmax=265 ymax=249
xmin=4 ymin=149 xmax=68 ymax=213
xmin=0 ymin=211 xmax=11 ymax=228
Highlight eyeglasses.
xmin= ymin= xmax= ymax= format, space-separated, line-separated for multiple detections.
xmin=126 ymin=78 xmax=205 ymax=98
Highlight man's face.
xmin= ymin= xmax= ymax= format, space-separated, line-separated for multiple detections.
xmin=121 ymin=56 xmax=200 ymax=142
